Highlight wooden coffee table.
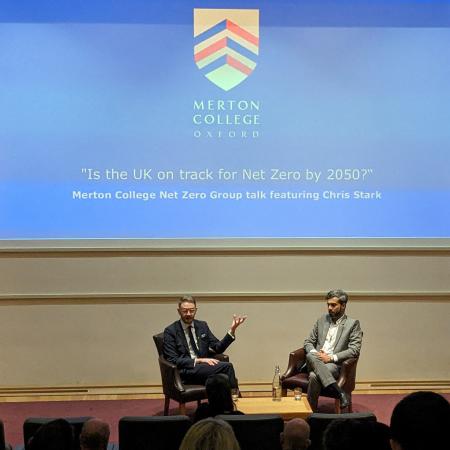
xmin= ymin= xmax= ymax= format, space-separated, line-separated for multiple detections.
xmin=235 ymin=396 xmax=313 ymax=420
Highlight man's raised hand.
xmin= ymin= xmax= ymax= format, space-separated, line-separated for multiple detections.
xmin=230 ymin=314 xmax=247 ymax=334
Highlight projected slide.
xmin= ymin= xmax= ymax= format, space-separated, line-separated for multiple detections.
xmin=1 ymin=0 xmax=449 ymax=241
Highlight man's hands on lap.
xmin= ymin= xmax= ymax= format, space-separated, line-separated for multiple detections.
xmin=318 ymin=349 xmax=334 ymax=363
xmin=196 ymin=358 xmax=219 ymax=366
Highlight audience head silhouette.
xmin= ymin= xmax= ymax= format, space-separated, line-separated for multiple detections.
xmin=390 ymin=391 xmax=449 ymax=450
xmin=28 ymin=419 xmax=74 ymax=450
xmin=281 ymin=418 xmax=310 ymax=450
xmin=206 ymin=374 xmax=234 ymax=415
xmin=323 ymin=418 xmax=390 ymax=450
xmin=80 ymin=418 xmax=110 ymax=450
xmin=179 ymin=417 xmax=240 ymax=450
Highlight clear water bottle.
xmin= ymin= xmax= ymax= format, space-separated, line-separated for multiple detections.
xmin=272 ymin=365 xmax=282 ymax=401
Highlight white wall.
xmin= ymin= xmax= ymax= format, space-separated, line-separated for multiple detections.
xmin=0 ymin=250 xmax=449 ymax=389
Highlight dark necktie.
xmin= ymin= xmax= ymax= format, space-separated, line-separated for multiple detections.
xmin=187 ymin=325 xmax=200 ymax=356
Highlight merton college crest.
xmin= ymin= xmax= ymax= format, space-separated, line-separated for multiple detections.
xmin=194 ymin=9 xmax=259 ymax=91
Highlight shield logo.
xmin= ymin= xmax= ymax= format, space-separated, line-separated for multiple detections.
xmin=194 ymin=9 xmax=259 ymax=91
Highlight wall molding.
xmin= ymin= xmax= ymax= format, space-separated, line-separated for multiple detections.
xmin=2 ymin=246 xmax=450 ymax=257
xmin=0 ymin=292 xmax=449 ymax=305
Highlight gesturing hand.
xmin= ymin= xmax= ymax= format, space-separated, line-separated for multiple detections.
xmin=230 ymin=314 xmax=248 ymax=334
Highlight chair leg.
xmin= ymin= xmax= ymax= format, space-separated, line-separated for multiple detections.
xmin=164 ymin=396 xmax=170 ymax=416
xmin=334 ymin=394 xmax=352 ymax=413
xmin=334 ymin=398 xmax=341 ymax=414
xmin=179 ymin=402 xmax=187 ymax=415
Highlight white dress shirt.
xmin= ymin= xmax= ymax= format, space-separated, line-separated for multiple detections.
xmin=180 ymin=320 xmax=199 ymax=359
xmin=311 ymin=315 xmax=344 ymax=362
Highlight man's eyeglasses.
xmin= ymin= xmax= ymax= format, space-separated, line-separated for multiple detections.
xmin=179 ymin=308 xmax=197 ymax=314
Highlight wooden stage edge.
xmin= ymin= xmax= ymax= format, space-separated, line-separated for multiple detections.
xmin=0 ymin=384 xmax=449 ymax=403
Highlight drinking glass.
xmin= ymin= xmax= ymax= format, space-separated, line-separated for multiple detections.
xmin=294 ymin=387 xmax=302 ymax=400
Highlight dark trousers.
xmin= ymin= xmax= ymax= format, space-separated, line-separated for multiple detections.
xmin=183 ymin=361 xmax=238 ymax=389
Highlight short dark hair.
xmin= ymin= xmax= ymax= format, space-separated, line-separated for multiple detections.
xmin=325 ymin=289 xmax=348 ymax=305
xmin=178 ymin=295 xmax=197 ymax=308
xmin=390 ymin=391 xmax=449 ymax=450
xmin=323 ymin=419 xmax=390 ymax=450
xmin=80 ymin=419 xmax=110 ymax=450
xmin=28 ymin=419 xmax=74 ymax=450
xmin=205 ymin=374 xmax=234 ymax=416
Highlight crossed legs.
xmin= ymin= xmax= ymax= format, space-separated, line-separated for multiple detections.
xmin=183 ymin=361 xmax=238 ymax=389
xmin=306 ymin=352 xmax=340 ymax=411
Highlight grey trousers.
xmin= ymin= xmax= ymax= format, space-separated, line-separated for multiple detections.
xmin=306 ymin=352 xmax=340 ymax=411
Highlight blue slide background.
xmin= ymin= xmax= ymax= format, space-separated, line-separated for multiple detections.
xmin=1 ymin=1 xmax=449 ymax=239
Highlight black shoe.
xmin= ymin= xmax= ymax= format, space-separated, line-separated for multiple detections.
xmin=339 ymin=391 xmax=349 ymax=409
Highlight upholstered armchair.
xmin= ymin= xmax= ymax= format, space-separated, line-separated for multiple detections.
xmin=153 ymin=333 xmax=229 ymax=415
xmin=119 ymin=416 xmax=191 ymax=450
xmin=281 ymin=347 xmax=358 ymax=413
xmin=217 ymin=414 xmax=284 ymax=450
xmin=307 ymin=412 xmax=376 ymax=450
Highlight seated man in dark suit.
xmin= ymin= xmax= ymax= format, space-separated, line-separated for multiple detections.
xmin=163 ymin=295 xmax=247 ymax=389
xmin=304 ymin=289 xmax=362 ymax=411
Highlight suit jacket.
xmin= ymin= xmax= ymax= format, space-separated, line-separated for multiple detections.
xmin=163 ymin=319 xmax=234 ymax=371
xmin=304 ymin=314 xmax=362 ymax=363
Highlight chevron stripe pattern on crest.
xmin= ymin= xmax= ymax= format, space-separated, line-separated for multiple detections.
xmin=194 ymin=16 xmax=259 ymax=91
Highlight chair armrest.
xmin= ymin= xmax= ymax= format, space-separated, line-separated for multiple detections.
xmin=158 ymin=356 xmax=185 ymax=392
xmin=337 ymin=357 xmax=358 ymax=393
xmin=281 ymin=348 xmax=306 ymax=380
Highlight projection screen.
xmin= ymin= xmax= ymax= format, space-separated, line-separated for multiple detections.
xmin=1 ymin=0 xmax=449 ymax=249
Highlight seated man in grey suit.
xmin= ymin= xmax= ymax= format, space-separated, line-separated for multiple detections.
xmin=163 ymin=295 xmax=247 ymax=389
xmin=304 ymin=289 xmax=362 ymax=411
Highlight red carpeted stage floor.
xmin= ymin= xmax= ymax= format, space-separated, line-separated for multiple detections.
xmin=1 ymin=393 xmax=449 ymax=447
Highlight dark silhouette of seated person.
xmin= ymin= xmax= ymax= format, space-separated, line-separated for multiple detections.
xmin=323 ymin=418 xmax=390 ymax=450
xmin=194 ymin=374 xmax=244 ymax=422
xmin=80 ymin=418 xmax=110 ymax=450
xmin=28 ymin=419 xmax=75 ymax=450
xmin=390 ymin=391 xmax=450 ymax=450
